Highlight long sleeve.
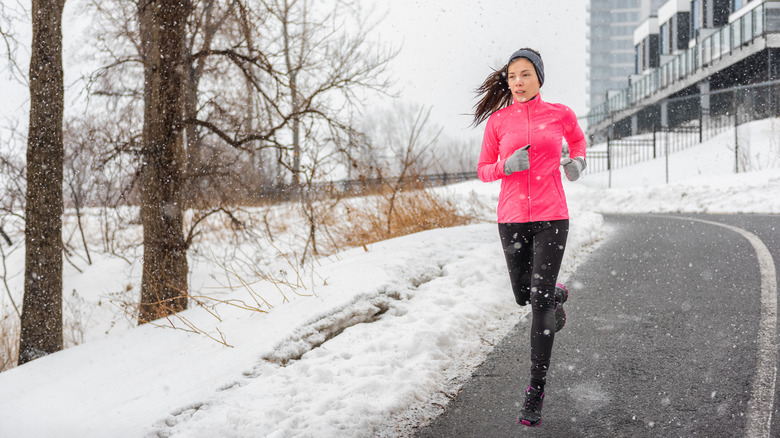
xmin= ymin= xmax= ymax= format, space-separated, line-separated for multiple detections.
xmin=477 ymin=116 xmax=507 ymax=182
xmin=561 ymin=106 xmax=587 ymax=159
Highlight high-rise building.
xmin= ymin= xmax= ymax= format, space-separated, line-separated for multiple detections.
xmin=588 ymin=0 xmax=666 ymax=111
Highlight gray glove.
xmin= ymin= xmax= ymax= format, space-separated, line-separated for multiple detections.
xmin=560 ymin=157 xmax=586 ymax=181
xmin=504 ymin=145 xmax=530 ymax=176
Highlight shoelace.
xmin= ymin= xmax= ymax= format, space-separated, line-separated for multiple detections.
xmin=555 ymin=285 xmax=567 ymax=304
xmin=524 ymin=390 xmax=543 ymax=412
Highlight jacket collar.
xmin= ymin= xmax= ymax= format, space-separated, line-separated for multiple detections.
xmin=512 ymin=93 xmax=543 ymax=110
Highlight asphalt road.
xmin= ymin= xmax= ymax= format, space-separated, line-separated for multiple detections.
xmin=415 ymin=213 xmax=780 ymax=438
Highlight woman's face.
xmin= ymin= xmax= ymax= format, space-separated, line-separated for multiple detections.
xmin=507 ymin=58 xmax=540 ymax=102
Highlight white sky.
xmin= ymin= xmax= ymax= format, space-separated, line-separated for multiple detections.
xmin=372 ymin=0 xmax=589 ymax=141
xmin=1 ymin=0 xmax=588 ymax=148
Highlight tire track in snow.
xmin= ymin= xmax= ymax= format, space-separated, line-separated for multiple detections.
xmin=152 ymin=264 xmax=447 ymax=434
xmin=259 ymin=265 xmax=444 ymax=367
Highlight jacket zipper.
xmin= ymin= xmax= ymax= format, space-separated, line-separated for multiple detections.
xmin=526 ymin=103 xmax=533 ymax=222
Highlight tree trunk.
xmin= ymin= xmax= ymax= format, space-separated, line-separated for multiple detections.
xmin=281 ymin=0 xmax=301 ymax=186
xmin=19 ymin=0 xmax=66 ymax=365
xmin=137 ymin=0 xmax=191 ymax=324
xmin=182 ymin=62 xmax=201 ymax=208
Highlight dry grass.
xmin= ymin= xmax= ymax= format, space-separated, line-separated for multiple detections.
xmin=0 ymin=180 xmax=484 ymax=363
xmin=113 ymin=239 xmax=317 ymax=348
xmin=0 ymin=314 xmax=19 ymax=372
xmin=334 ymin=187 xmax=478 ymax=249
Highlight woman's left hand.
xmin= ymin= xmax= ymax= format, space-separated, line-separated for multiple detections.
xmin=560 ymin=157 xmax=586 ymax=181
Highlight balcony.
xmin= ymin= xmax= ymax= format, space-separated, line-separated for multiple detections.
xmin=588 ymin=0 xmax=780 ymax=131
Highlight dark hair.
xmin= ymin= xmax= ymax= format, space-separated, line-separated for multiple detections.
xmin=472 ymin=68 xmax=511 ymax=127
xmin=472 ymin=48 xmax=542 ymax=126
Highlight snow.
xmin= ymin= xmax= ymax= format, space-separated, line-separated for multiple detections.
xmin=0 ymin=215 xmax=603 ymax=438
xmin=571 ymin=120 xmax=780 ymax=214
xmin=0 ymin=117 xmax=778 ymax=437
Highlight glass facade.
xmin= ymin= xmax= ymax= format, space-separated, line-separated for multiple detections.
xmin=589 ymin=0 xmax=667 ymax=110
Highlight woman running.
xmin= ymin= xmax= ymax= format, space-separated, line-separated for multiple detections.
xmin=474 ymin=48 xmax=586 ymax=427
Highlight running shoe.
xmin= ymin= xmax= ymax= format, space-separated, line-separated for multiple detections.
xmin=518 ymin=386 xmax=545 ymax=427
xmin=554 ymin=283 xmax=568 ymax=332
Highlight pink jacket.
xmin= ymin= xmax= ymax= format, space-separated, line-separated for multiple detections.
xmin=478 ymin=95 xmax=586 ymax=223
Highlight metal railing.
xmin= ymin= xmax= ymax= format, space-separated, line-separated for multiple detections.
xmin=589 ymin=125 xmax=700 ymax=174
xmin=254 ymin=170 xmax=481 ymax=201
xmin=586 ymin=82 xmax=780 ymax=180
xmin=330 ymin=171 xmax=479 ymax=195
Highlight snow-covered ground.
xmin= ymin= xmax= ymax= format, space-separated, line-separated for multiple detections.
xmin=0 ymin=118 xmax=778 ymax=437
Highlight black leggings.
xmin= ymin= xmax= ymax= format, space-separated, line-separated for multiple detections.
xmin=498 ymin=220 xmax=569 ymax=388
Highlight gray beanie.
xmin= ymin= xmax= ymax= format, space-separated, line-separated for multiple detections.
xmin=507 ymin=49 xmax=544 ymax=86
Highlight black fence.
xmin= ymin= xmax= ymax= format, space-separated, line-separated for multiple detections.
xmin=254 ymin=170 xmax=480 ymax=201
xmin=603 ymin=137 xmax=656 ymax=172
xmin=588 ymin=124 xmax=701 ymax=174
xmin=587 ymin=81 xmax=780 ymax=177
xmin=587 ymin=114 xmax=779 ymax=181
xmin=330 ymin=171 xmax=478 ymax=196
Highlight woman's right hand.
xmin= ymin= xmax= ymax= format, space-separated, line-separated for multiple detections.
xmin=504 ymin=144 xmax=531 ymax=176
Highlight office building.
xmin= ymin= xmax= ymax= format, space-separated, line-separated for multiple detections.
xmin=587 ymin=0 xmax=780 ymax=140
xmin=589 ymin=0 xmax=667 ymax=111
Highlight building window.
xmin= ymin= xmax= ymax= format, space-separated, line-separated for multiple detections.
xmin=660 ymin=23 xmax=668 ymax=54
xmin=731 ymin=0 xmax=746 ymax=12
xmin=691 ymin=0 xmax=701 ymax=38
xmin=635 ymin=45 xmax=641 ymax=74
xmin=649 ymin=35 xmax=660 ymax=68
xmin=677 ymin=12 xmax=691 ymax=49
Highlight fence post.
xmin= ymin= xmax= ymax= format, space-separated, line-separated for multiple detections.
xmin=734 ymin=111 xmax=739 ymax=173
xmin=733 ymin=88 xmax=739 ymax=173
xmin=665 ymin=128 xmax=670 ymax=184
xmin=699 ymin=105 xmax=703 ymax=143
xmin=607 ymin=136 xmax=612 ymax=188
xmin=653 ymin=126 xmax=657 ymax=158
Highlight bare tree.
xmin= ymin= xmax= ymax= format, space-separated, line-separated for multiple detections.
xmin=19 ymin=0 xmax=66 ymax=365
xmin=382 ymin=105 xmax=440 ymax=234
xmin=0 ymin=123 xmax=26 ymax=322
xmin=63 ymin=119 xmax=109 ymax=266
xmin=296 ymin=121 xmax=364 ymax=260
xmin=362 ymin=102 xmax=441 ymax=176
xmin=0 ymin=1 xmax=27 ymax=84
xmin=137 ymin=0 xmax=192 ymax=323
xmin=0 ymin=121 xmax=26 ymax=221
xmin=75 ymin=0 xmax=395 ymax=321
xmin=359 ymin=102 xmax=443 ymax=234
xmin=260 ymin=0 xmax=395 ymax=185
xmin=86 ymin=0 xmax=395 ymax=197
xmin=180 ymin=0 xmax=247 ymax=207
xmin=0 ymin=1 xmax=28 ymax=224
xmin=427 ymin=136 xmax=479 ymax=175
